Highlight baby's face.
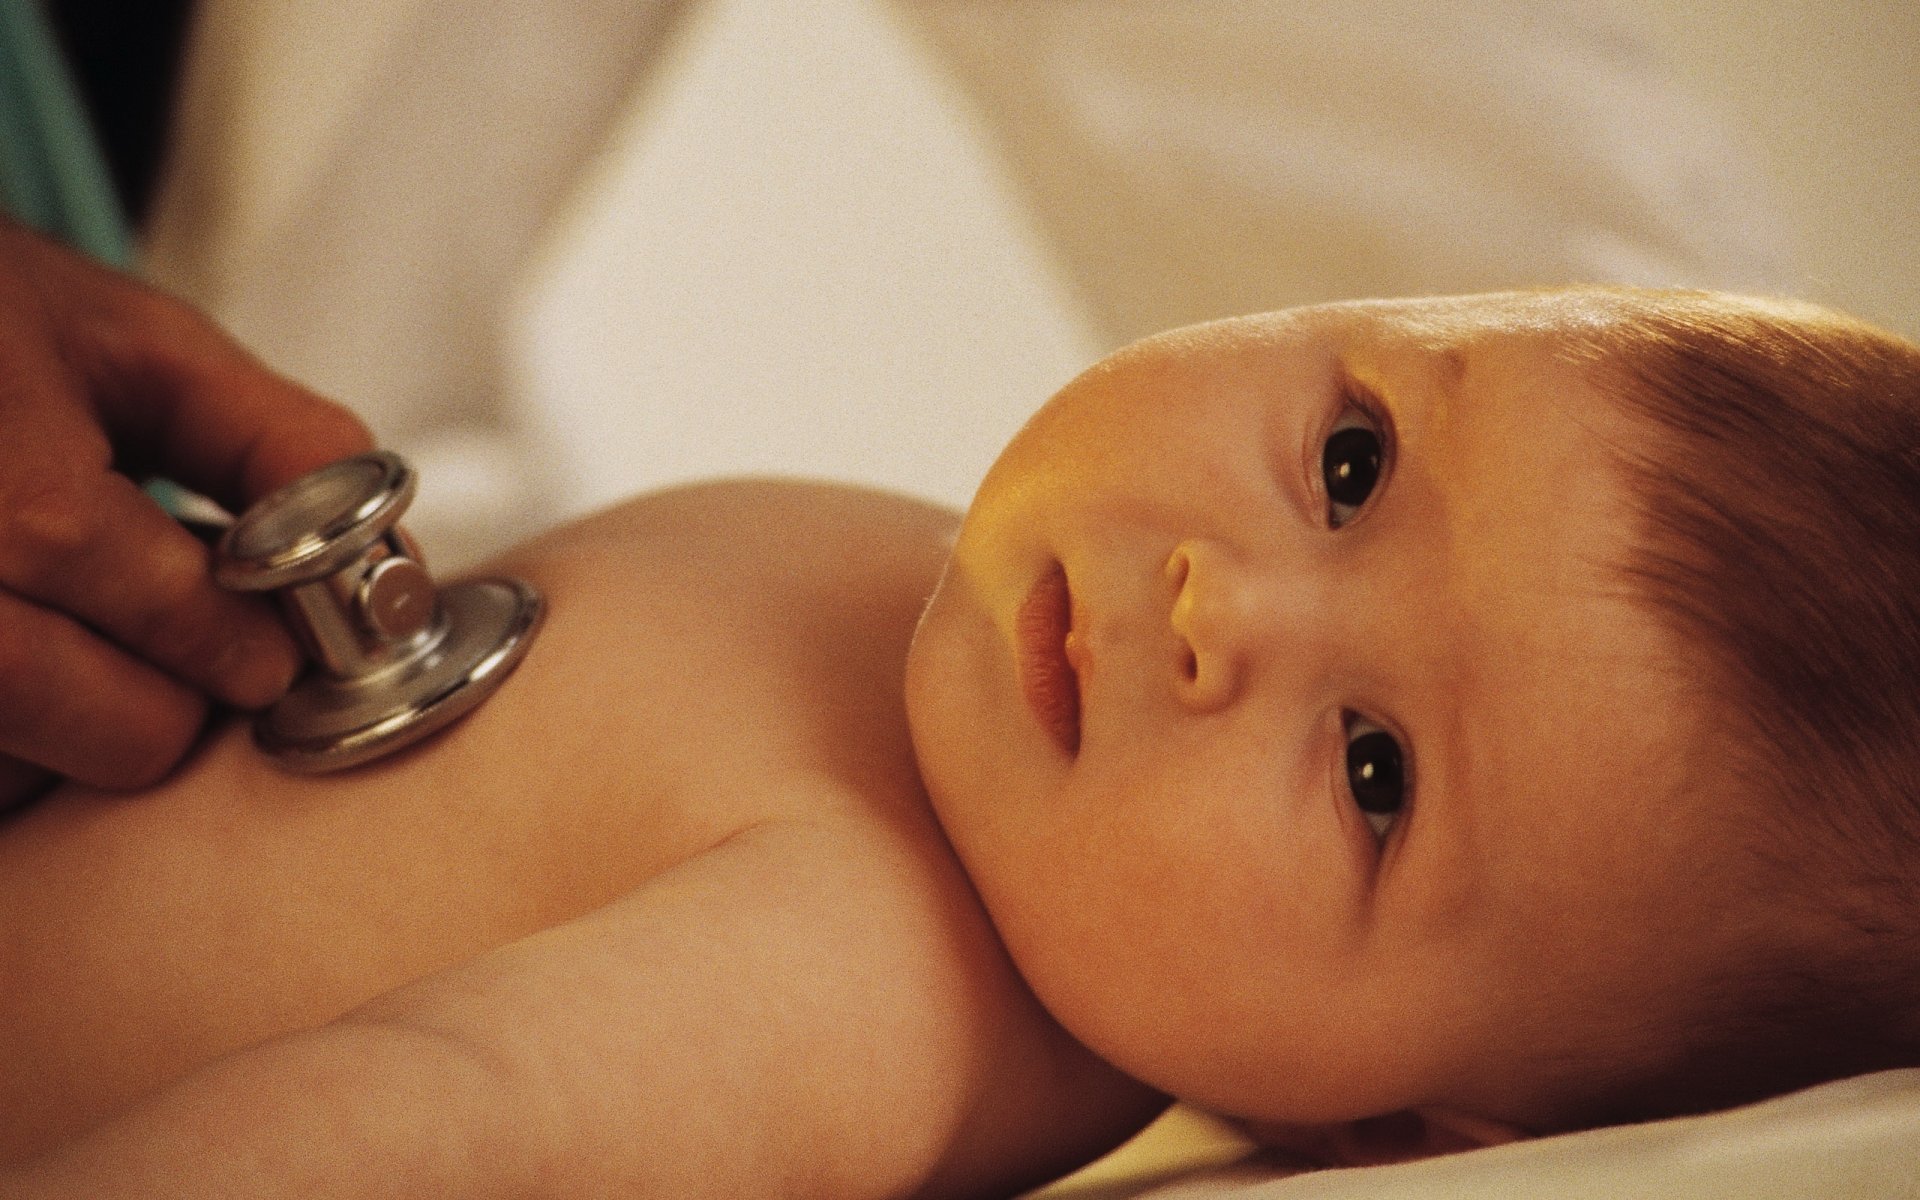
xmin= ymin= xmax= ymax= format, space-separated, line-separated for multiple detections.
xmin=906 ymin=295 xmax=1757 ymax=1130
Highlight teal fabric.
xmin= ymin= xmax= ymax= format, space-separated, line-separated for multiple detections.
xmin=0 ymin=0 xmax=132 ymax=266
xmin=2 ymin=2 xmax=179 ymax=511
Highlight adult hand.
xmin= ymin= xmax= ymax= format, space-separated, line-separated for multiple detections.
xmin=0 ymin=218 xmax=372 ymax=804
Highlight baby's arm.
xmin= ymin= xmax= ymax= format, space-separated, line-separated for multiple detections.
xmin=6 ymin=807 xmax=1159 ymax=1198
xmin=6 ymin=726 xmax=1158 ymax=1199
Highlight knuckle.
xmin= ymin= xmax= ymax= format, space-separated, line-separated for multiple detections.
xmin=123 ymin=539 xmax=214 ymax=656
xmin=102 ymin=274 xmax=202 ymax=341
xmin=70 ymin=278 xmax=215 ymax=390
xmin=0 ymin=470 xmax=101 ymax=575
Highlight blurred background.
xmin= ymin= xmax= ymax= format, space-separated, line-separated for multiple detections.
xmin=1634 ymin=0 xmax=1916 ymax=341
xmin=101 ymin=0 xmax=1918 ymax=565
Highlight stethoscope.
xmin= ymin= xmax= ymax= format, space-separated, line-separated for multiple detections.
xmin=213 ymin=451 xmax=544 ymax=772
xmin=3 ymin=9 xmax=542 ymax=771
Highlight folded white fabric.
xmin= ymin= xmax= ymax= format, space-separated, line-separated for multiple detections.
xmin=903 ymin=0 xmax=1792 ymax=343
xmin=1114 ymin=1070 xmax=1920 ymax=1200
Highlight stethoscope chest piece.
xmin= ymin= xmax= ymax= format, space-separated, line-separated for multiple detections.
xmin=214 ymin=451 xmax=544 ymax=772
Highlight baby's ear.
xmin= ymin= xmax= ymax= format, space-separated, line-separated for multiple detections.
xmin=1246 ymin=1108 xmax=1527 ymax=1168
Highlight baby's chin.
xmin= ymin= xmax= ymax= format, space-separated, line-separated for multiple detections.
xmin=898 ymin=575 xmax=965 ymax=814
xmin=899 ymin=562 xmax=947 ymax=711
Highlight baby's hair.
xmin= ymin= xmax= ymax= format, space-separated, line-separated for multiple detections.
xmin=1567 ymin=288 xmax=1920 ymax=1123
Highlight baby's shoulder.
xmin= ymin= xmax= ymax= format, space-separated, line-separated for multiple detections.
xmin=497 ymin=476 xmax=957 ymax=605
xmin=484 ymin=477 xmax=957 ymax=819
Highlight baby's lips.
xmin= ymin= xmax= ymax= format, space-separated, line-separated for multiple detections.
xmin=1017 ymin=564 xmax=1082 ymax=756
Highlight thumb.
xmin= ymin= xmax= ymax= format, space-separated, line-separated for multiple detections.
xmin=62 ymin=265 xmax=374 ymax=506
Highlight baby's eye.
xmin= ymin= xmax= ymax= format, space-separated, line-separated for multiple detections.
xmin=1322 ymin=418 xmax=1383 ymax=528
xmin=1345 ymin=716 xmax=1406 ymax=840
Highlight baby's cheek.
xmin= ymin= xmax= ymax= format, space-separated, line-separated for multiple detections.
xmin=984 ymin=841 xmax=1192 ymax=1064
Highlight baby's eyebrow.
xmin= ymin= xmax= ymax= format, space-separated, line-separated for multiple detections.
xmin=1417 ymin=344 xmax=1471 ymax=433
xmin=1395 ymin=381 xmax=1478 ymax=842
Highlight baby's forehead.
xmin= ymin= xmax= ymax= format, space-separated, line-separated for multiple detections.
xmin=1316 ymin=290 xmax=1624 ymax=335
xmin=1283 ymin=295 xmax=1632 ymax=377
xmin=1119 ymin=293 xmax=1624 ymax=396
xmin=1309 ymin=297 xmax=1635 ymax=434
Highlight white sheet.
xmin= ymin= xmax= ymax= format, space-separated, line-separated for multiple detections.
xmin=1066 ymin=1070 xmax=1920 ymax=1200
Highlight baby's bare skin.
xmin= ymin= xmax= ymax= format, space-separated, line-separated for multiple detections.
xmin=11 ymin=288 xmax=1894 ymax=1194
xmin=0 ymin=480 xmax=1160 ymax=1197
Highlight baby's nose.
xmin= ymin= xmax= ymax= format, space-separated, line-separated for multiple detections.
xmin=1166 ymin=536 xmax=1326 ymax=714
xmin=1166 ymin=539 xmax=1253 ymax=713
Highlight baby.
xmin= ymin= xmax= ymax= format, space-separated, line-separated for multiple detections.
xmin=2 ymin=286 xmax=1916 ymax=1197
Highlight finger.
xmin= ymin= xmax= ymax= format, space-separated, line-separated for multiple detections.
xmin=113 ymin=291 xmax=375 ymax=504
xmin=0 ymin=266 xmax=116 ymax=473
xmin=0 ymin=468 xmax=302 ymax=709
xmin=0 ymin=587 xmax=207 ymax=789
xmin=11 ymin=237 xmax=374 ymax=507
